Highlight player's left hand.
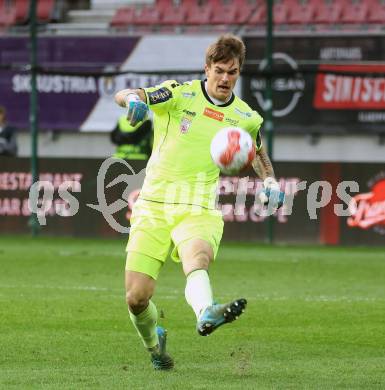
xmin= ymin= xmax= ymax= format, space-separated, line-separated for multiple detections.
xmin=258 ymin=177 xmax=285 ymax=209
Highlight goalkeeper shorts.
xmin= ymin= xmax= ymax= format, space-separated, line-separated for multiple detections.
xmin=125 ymin=198 xmax=224 ymax=279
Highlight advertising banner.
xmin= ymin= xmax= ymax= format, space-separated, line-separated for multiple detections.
xmin=1 ymin=157 xmax=383 ymax=245
xmin=340 ymin=166 xmax=385 ymax=244
xmin=0 ymin=36 xmax=139 ymax=132
xmin=3 ymin=35 xmax=384 ymax=134
xmin=242 ymin=35 xmax=385 ymax=134
xmin=0 ymin=36 xmax=207 ymax=132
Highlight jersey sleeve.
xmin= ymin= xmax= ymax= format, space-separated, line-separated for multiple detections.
xmin=143 ymin=80 xmax=181 ymax=115
xmin=250 ymin=111 xmax=264 ymax=151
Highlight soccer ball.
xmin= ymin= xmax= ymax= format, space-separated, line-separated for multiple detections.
xmin=210 ymin=127 xmax=256 ymax=175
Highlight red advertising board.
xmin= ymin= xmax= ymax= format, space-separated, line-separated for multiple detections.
xmin=347 ymin=175 xmax=385 ymax=232
xmin=314 ymin=65 xmax=385 ymax=110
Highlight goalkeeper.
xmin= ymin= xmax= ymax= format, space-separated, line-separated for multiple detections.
xmin=114 ymin=34 xmax=284 ymax=370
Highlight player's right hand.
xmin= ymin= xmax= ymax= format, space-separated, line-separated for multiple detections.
xmin=258 ymin=177 xmax=285 ymax=209
xmin=125 ymin=93 xmax=149 ymax=126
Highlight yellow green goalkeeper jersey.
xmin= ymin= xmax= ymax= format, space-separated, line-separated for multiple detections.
xmin=140 ymin=79 xmax=263 ymax=209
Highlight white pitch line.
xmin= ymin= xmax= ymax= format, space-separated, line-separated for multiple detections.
xmin=0 ymin=284 xmax=384 ymax=303
xmin=0 ymin=284 xmax=117 ymax=292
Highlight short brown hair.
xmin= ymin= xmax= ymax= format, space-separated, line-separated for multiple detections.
xmin=205 ymin=34 xmax=246 ymax=68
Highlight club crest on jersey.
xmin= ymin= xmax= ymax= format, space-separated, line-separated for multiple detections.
xmin=203 ymin=107 xmax=224 ymax=122
xmin=180 ymin=117 xmax=192 ymax=134
xmin=180 ymin=110 xmax=195 ymax=133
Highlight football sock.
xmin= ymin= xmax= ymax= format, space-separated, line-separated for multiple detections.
xmin=129 ymin=300 xmax=159 ymax=350
xmin=185 ymin=269 xmax=213 ymax=319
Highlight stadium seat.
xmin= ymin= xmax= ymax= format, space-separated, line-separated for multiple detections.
xmin=0 ymin=11 xmax=15 ymax=28
xmin=245 ymin=3 xmax=266 ymax=26
xmin=273 ymin=2 xmax=290 ymax=25
xmin=313 ymin=2 xmax=344 ymax=24
xmin=0 ymin=0 xmax=16 ymax=27
xmin=234 ymin=1 xmax=259 ymax=25
xmin=15 ymin=0 xmax=29 ymax=24
xmin=367 ymin=0 xmax=385 ymax=23
xmin=210 ymin=3 xmax=238 ymax=25
xmin=132 ymin=5 xmax=162 ymax=26
xmin=340 ymin=2 xmax=369 ymax=23
xmin=287 ymin=2 xmax=316 ymax=24
xmin=37 ymin=0 xmax=55 ymax=23
xmin=185 ymin=3 xmax=213 ymax=25
xmin=161 ymin=4 xmax=187 ymax=26
xmin=110 ymin=6 xmax=136 ymax=27
xmin=244 ymin=1 xmax=291 ymax=26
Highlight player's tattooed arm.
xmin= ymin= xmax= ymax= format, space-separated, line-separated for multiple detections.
xmin=252 ymin=146 xmax=276 ymax=180
xmin=115 ymin=89 xmax=146 ymax=107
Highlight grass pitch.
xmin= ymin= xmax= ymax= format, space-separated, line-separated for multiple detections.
xmin=1 ymin=236 xmax=385 ymax=389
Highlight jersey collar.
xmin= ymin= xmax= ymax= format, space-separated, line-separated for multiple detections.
xmin=200 ymin=80 xmax=235 ymax=107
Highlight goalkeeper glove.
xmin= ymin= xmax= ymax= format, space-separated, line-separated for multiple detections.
xmin=258 ymin=177 xmax=285 ymax=209
xmin=125 ymin=93 xmax=149 ymax=126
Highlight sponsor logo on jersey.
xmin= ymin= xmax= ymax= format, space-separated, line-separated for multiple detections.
xmin=203 ymin=107 xmax=224 ymax=122
xmin=182 ymin=109 xmax=196 ymax=117
xmin=234 ymin=108 xmax=252 ymax=119
xmin=148 ymin=87 xmax=172 ymax=104
xmin=225 ymin=117 xmax=239 ymax=126
xmin=182 ymin=92 xmax=196 ymax=98
xmin=347 ymin=174 xmax=385 ymax=234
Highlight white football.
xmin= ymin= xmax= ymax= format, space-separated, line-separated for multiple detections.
xmin=210 ymin=127 xmax=256 ymax=175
